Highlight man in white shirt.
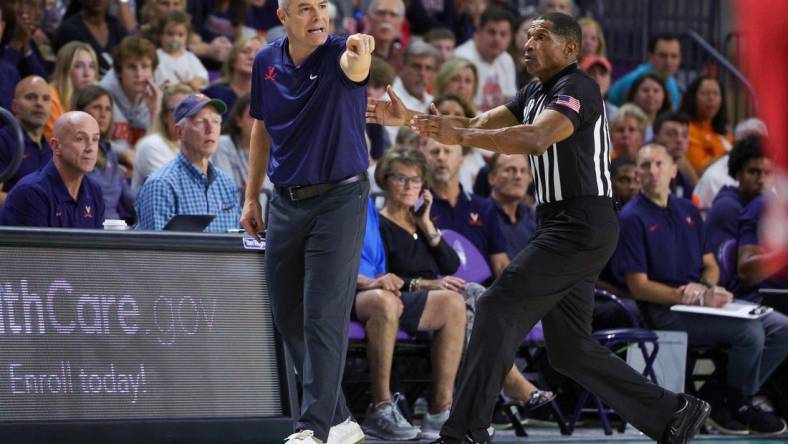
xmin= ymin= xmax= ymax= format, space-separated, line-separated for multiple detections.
xmin=454 ymin=6 xmax=517 ymax=112
xmin=386 ymin=41 xmax=439 ymax=144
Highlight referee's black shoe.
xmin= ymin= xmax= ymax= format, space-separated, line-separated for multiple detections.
xmin=429 ymin=427 xmax=495 ymax=444
xmin=659 ymin=394 xmax=711 ymax=444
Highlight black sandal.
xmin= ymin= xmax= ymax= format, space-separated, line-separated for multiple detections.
xmin=524 ymin=389 xmax=556 ymax=411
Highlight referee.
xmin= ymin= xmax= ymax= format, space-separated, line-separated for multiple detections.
xmin=240 ymin=0 xmax=375 ymax=442
xmin=370 ymin=13 xmax=709 ymax=444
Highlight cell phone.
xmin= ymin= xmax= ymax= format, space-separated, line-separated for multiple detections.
xmin=413 ymin=194 xmax=426 ymax=216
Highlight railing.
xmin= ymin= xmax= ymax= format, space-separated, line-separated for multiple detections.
xmin=682 ymin=30 xmax=756 ymax=124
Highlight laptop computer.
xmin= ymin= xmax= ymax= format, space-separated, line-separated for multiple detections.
xmin=163 ymin=214 xmax=215 ymax=232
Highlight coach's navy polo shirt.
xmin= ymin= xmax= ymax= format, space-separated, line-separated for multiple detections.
xmin=431 ymin=187 xmax=507 ymax=261
xmin=612 ymin=193 xmax=710 ymax=290
xmin=0 ymin=160 xmax=104 ymax=228
xmin=0 ymin=125 xmax=52 ymax=192
xmin=249 ymin=35 xmax=369 ymax=187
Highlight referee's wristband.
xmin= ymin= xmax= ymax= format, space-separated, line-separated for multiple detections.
xmin=699 ymin=278 xmax=713 ymax=289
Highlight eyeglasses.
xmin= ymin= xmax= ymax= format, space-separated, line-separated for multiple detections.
xmin=388 ymin=174 xmax=423 ymax=187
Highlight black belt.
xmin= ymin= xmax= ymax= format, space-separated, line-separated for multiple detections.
xmin=276 ymin=173 xmax=366 ymax=201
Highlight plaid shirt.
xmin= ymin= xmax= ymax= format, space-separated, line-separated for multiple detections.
xmin=135 ymin=151 xmax=240 ymax=232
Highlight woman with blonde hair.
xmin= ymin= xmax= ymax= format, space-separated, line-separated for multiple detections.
xmin=578 ymin=17 xmax=607 ymax=61
xmin=435 ymin=58 xmax=479 ymax=115
xmin=44 ymin=42 xmax=99 ymax=139
xmin=132 ymin=83 xmax=194 ymax=193
xmin=203 ymin=35 xmax=265 ymax=116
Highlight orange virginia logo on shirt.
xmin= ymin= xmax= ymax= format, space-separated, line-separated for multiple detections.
xmin=264 ymin=66 xmax=277 ymax=81
xmin=84 ymin=205 xmax=93 ymax=219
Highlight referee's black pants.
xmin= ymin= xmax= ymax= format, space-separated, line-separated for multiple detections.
xmin=441 ymin=197 xmax=680 ymax=442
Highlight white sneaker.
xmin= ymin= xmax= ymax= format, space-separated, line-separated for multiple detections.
xmin=328 ymin=417 xmax=365 ymax=444
xmin=285 ymin=430 xmax=323 ymax=444
xmin=420 ymin=410 xmax=449 ymax=440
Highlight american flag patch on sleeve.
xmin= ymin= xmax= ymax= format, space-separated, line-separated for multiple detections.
xmin=553 ymin=95 xmax=581 ymax=113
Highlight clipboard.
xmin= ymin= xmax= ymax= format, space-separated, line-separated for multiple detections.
xmin=670 ymin=301 xmax=773 ymax=319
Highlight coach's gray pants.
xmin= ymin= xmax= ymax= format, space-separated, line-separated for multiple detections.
xmin=266 ymin=177 xmax=369 ymax=441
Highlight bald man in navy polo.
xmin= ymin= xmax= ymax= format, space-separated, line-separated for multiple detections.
xmin=0 ymin=111 xmax=104 ymax=228
xmin=239 ymin=1 xmax=375 ymax=443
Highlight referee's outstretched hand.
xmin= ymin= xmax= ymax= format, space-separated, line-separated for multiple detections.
xmin=240 ymin=198 xmax=266 ymax=241
xmin=366 ymin=85 xmax=409 ymax=126
xmin=346 ymin=33 xmax=375 ymax=59
xmin=411 ymin=104 xmax=462 ymax=145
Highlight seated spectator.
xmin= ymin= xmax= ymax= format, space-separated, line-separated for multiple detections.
xmin=45 ymin=42 xmax=99 ymax=140
xmin=608 ymin=33 xmax=682 ymax=110
xmin=695 ymin=118 xmax=767 ymax=211
xmin=1 ymin=0 xmax=50 ymax=79
xmin=454 ymin=6 xmax=517 ymax=112
xmin=679 ymin=75 xmax=733 ymax=175
xmin=100 ymin=36 xmax=161 ymax=154
xmin=385 ymin=41 xmax=440 ymax=144
xmin=366 ymin=0 xmax=406 ymax=72
xmin=579 ymin=54 xmax=617 ymax=115
xmin=610 ymin=104 xmax=647 ymax=161
xmin=153 ymin=11 xmax=209 ymax=91
xmin=611 ymin=143 xmax=788 ymax=436
xmin=652 ymin=112 xmax=696 ymax=200
xmin=424 ymin=137 xmax=556 ymax=421
xmin=705 ymin=136 xmax=770 ymax=256
xmin=578 ymin=16 xmax=605 ymax=62
xmin=203 ymin=35 xmax=264 ymax=118
xmin=356 ymin=148 xmax=465 ymax=440
xmin=430 ymin=95 xmax=487 ymax=193
xmin=0 ymin=9 xmax=20 ymax=111
xmin=54 ymin=0 xmax=126 ymax=75
xmin=538 ymin=0 xmax=574 ymax=15
xmin=0 ymin=111 xmax=104 ymax=228
xmin=73 ymin=85 xmax=135 ymax=221
xmin=405 ymin=0 xmax=456 ymax=37
xmin=198 ymin=0 xmax=248 ymax=46
xmin=214 ymin=94 xmax=253 ymax=197
xmin=0 ymin=76 xmax=53 ymax=204
xmin=135 ymin=94 xmax=240 ymax=232
xmin=509 ymin=15 xmax=534 ymax=89
xmin=367 ymin=57 xmax=396 ymax=161
xmin=435 ymin=57 xmax=480 ymax=115
xmin=452 ymin=0 xmax=487 ymax=45
xmin=392 ymin=41 xmax=439 ymax=112
xmin=424 ymin=27 xmax=456 ymax=64
xmin=737 ymin=195 xmax=787 ymax=312
xmin=611 ymin=157 xmax=639 ymax=207
xmin=243 ymin=0 xmax=280 ymax=36
xmin=487 ymin=153 xmax=536 ymax=259
xmin=624 ymin=73 xmax=671 ymax=141
xmin=139 ymin=0 xmax=186 ymax=41
xmin=185 ymin=0 xmax=233 ymax=69
xmin=132 ymin=84 xmax=192 ymax=193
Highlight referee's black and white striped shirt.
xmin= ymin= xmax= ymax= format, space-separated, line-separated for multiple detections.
xmin=505 ymin=64 xmax=612 ymax=205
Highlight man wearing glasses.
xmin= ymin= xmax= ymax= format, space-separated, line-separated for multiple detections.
xmin=366 ymin=0 xmax=406 ymax=71
xmin=135 ymin=94 xmax=241 ymax=232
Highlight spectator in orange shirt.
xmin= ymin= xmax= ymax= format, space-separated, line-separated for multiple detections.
xmin=680 ymin=76 xmax=733 ymax=175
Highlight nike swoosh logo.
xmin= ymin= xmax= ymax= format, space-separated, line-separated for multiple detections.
xmin=309 ymin=74 xmax=318 ymax=80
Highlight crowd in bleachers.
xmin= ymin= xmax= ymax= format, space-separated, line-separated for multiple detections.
xmin=0 ymin=0 xmax=785 ymax=438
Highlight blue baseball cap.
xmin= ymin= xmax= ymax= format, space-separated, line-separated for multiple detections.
xmin=174 ymin=94 xmax=227 ymax=122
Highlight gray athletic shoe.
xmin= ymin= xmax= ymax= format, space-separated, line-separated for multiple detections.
xmin=420 ymin=410 xmax=449 ymax=440
xmin=361 ymin=394 xmax=421 ymax=440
